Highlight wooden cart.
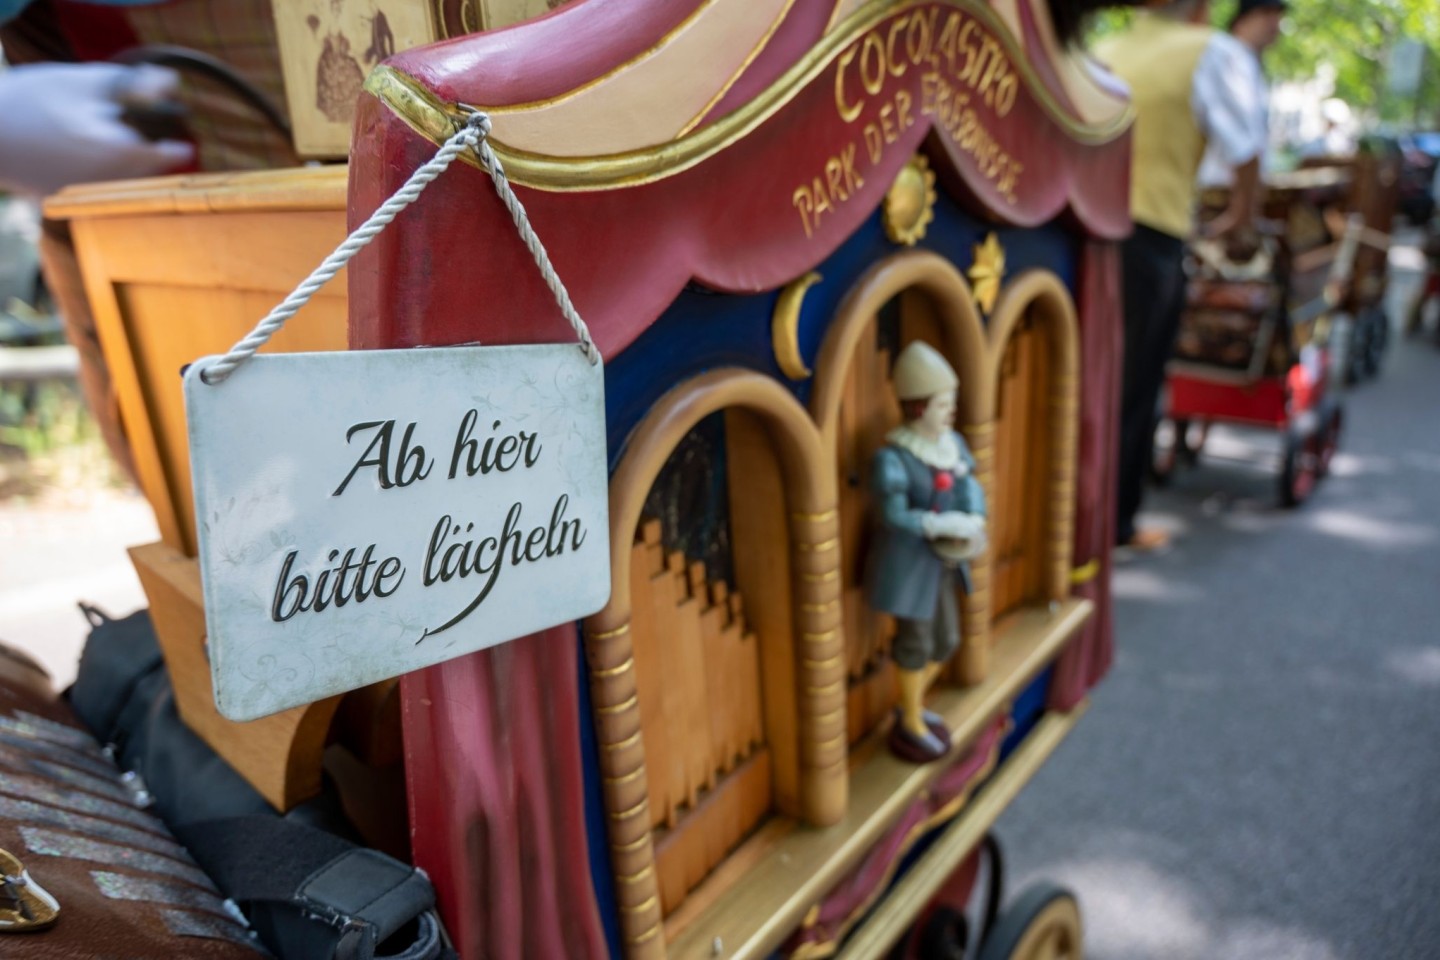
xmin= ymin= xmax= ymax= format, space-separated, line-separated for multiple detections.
xmin=45 ymin=2 xmax=1131 ymax=957
xmin=1156 ymin=152 xmax=1396 ymax=505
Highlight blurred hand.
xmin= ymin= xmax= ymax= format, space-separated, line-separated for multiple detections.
xmin=0 ymin=63 xmax=194 ymax=197
xmin=1200 ymin=208 xmax=1244 ymax=240
xmin=927 ymin=511 xmax=984 ymax=540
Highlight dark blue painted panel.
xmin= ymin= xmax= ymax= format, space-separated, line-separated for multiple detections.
xmin=584 ymin=195 xmax=1079 ymax=954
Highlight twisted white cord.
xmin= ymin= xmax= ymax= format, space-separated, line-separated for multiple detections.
xmin=471 ymin=137 xmax=599 ymax=365
xmin=201 ymin=111 xmax=597 ymax=384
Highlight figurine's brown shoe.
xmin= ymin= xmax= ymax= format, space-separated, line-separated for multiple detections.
xmin=896 ymin=708 xmax=952 ymax=748
xmin=922 ymin=709 xmax=952 ymax=747
xmin=888 ymin=722 xmax=950 ymax=763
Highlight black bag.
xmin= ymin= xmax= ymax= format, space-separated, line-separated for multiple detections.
xmin=68 ymin=607 xmax=451 ymax=960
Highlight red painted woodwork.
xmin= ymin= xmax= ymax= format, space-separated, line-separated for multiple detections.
xmin=399 ymin=626 xmax=607 ymax=959
xmin=349 ymin=4 xmax=1128 ymax=956
xmin=782 ymin=717 xmax=1007 ymax=957
xmin=1048 ymin=240 xmax=1121 ymax=711
xmin=1168 ymin=374 xmax=1290 ymax=427
xmin=351 ymin=2 xmax=1131 ymax=358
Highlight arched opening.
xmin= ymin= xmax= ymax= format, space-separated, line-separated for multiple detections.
xmin=812 ymin=251 xmax=989 ymax=744
xmin=984 ymin=271 xmax=1081 ymax=613
xmin=584 ymin=369 xmax=842 ymax=956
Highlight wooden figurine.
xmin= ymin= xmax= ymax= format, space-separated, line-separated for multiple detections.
xmin=868 ymin=342 xmax=987 ymax=762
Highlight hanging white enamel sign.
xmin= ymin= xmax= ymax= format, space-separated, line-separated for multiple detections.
xmin=184 ymin=344 xmax=610 ymax=721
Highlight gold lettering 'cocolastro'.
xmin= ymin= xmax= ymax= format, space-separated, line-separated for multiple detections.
xmin=792 ymin=8 xmax=1025 ymax=235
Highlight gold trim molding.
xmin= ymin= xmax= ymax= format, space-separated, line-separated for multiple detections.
xmin=365 ymin=0 xmax=1133 ymax=192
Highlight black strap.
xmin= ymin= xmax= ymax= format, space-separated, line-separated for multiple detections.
xmin=177 ymin=816 xmax=440 ymax=960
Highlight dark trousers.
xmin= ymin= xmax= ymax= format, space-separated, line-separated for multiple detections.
xmin=1116 ymin=224 xmax=1187 ymax=545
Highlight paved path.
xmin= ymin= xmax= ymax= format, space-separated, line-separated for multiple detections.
xmin=0 ymin=487 xmax=156 ymax=688
xmin=998 ymin=279 xmax=1440 ymax=957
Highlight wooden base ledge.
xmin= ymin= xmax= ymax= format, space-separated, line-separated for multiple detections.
xmin=835 ymin=703 xmax=1089 ymax=958
xmin=665 ymin=598 xmax=1092 ymax=959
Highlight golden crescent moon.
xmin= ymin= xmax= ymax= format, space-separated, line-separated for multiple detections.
xmin=772 ymin=271 xmax=821 ymax=380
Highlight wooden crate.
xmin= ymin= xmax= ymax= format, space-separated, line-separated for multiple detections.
xmin=45 ymin=166 xmax=350 ymax=557
xmin=46 ymin=168 xmax=358 ymax=808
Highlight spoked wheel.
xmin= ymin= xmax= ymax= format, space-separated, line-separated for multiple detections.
xmin=1316 ymin=403 xmax=1342 ymax=478
xmin=1362 ymin=307 xmax=1388 ymax=378
xmin=1344 ymin=314 xmax=1370 ymax=385
xmin=1150 ymin=418 xmax=1179 ymax=485
xmin=1280 ymin=427 xmax=1321 ymax=507
xmin=976 ymin=883 xmax=1083 ymax=960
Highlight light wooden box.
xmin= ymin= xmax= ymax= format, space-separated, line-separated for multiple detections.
xmin=46 ymin=167 xmax=358 ymax=810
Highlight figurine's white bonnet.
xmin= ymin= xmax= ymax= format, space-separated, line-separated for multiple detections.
xmin=892 ymin=341 xmax=959 ymax=400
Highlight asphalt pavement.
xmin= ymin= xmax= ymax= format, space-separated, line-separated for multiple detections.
xmin=996 ymin=279 xmax=1440 ymax=957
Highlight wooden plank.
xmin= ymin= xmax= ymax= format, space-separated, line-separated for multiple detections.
xmin=665 ymin=598 xmax=1092 ymax=958
xmin=736 ymin=625 xmax=765 ymax=757
xmin=834 ymin=706 xmax=1089 ymax=959
xmin=44 ymin=165 xmax=349 ymax=220
xmin=1024 ymin=326 xmax=1052 ymax=602
xmin=629 ymin=536 xmax=667 ymax=830
xmin=669 ymin=554 xmax=713 ymax=806
xmin=128 ymin=541 xmax=341 ymax=810
xmin=270 ymin=2 xmax=439 ymax=158
xmin=72 ymin=212 xmax=348 ymax=291
xmin=116 ymin=282 xmax=347 ymax=553
xmin=333 ymin=677 xmax=402 ymax=767
xmin=653 ymin=750 xmax=774 ymax=918
xmin=725 ymin=408 xmax=799 ymax=815
xmin=701 ymin=603 xmax=737 ymax=773
xmin=653 ymin=556 xmax=686 ymax=828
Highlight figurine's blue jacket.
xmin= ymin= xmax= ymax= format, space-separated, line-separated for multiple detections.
xmin=866 ymin=432 xmax=987 ymax=621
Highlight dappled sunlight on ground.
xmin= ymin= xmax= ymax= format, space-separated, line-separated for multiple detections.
xmin=1324 ymin=450 xmax=1397 ymax=478
xmin=1399 ymin=450 xmax=1440 ymax=473
xmin=1301 ymin=505 xmax=1436 ymax=550
xmin=1017 ymin=844 xmax=1343 ymax=960
xmin=1382 ymin=647 xmax=1440 ymax=687
xmin=1110 ymin=566 xmax=1205 ymax=604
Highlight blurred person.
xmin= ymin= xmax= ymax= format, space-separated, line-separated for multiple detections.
xmin=0 ymin=61 xmax=192 ymax=197
xmin=1197 ymin=0 xmax=1287 ymax=187
xmin=1095 ymin=0 xmax=1267 ymax=551
xmin=0 ymin=0 xmax=300 ymax=481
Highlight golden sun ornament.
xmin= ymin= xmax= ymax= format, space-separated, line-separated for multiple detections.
xmin=882 ymin=155 xmax=937 ymax=246
xmin=968 ymin=233 xmax=1006 ymax=314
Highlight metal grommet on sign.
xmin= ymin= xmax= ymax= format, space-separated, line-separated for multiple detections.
xmin=0 ymin=848 xmax=60 ymax=933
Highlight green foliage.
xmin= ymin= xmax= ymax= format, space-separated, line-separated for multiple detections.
xmin=1257 ymin=0 xmax=1440 ymax=124
xmin=1085 ymin=0 xmax=1440 ymax=126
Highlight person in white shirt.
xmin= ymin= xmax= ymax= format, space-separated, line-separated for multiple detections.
xmin=1096 ymin=0 xmax=1272 ymax=551
xmin=1197 ymin=0 xmax=1286 ymax=189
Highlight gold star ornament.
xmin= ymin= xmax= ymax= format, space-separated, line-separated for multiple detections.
xmin=968 ymin=233 xmax=1006 ymax=314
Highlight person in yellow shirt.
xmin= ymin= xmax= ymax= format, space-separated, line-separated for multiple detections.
xmin=1095 ymin=0 xmax=1268 ymax=550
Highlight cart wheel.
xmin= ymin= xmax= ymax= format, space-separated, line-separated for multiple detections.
xmin=976 ymin=883 xmax=1082 ymax=960
xmin=1151 ymin=419 xmax=1206 ymax=486
xmin=1316 ymin=404 xmax=1342 ymax=478
xmin=1344 ymin=316 xmax=1370 ymax=385
xmin=1362 ymin=307 xmax=1388 ymax=378
xmin=1150 ymin=418 xmax=1179 ymax=485
xmin=1280 ymin=428 xmax=1319 ymax=507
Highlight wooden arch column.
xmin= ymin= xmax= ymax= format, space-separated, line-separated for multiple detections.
xmin=811 ymin=250 xmax=992 ymax=683
xmin=983 ymin=270 xmax=1081 ymax=608
xmin=584 ymin=369 xmax=843 ymax=958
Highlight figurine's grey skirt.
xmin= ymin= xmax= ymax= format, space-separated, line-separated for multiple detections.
xmin=891 ymin=582 xmax=959 ymax=670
